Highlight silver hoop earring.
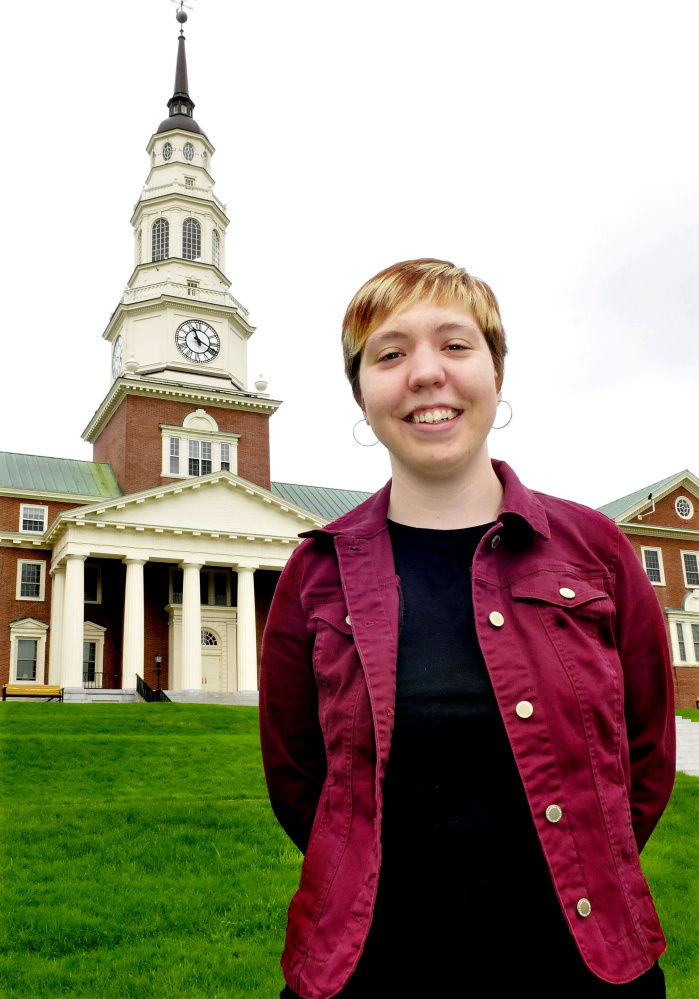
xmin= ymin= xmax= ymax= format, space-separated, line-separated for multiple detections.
xmin=492 ymin=399 xmax=512 ymax=430
xmin=353 ymin=418 xmax=380 ymax=447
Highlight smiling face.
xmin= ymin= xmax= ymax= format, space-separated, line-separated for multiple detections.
xmin=358 ymin=301 xmax=501 ymax=484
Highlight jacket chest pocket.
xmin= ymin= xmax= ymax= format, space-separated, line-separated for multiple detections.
xmin=509 ymin=569 xmax=621 ymax=747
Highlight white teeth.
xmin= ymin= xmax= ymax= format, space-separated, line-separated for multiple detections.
xmin=411 ymin=408 xmax=457 ymax=424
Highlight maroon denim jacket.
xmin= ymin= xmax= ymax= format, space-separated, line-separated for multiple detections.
xmin=259 ymin=461 xmax=675 ymax=998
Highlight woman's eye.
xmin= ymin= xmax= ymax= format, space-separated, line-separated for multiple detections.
xmin=378 ymin=351 xmax=402 ymax=362
xmin=445 ymin=343 xmax=468 ymax=351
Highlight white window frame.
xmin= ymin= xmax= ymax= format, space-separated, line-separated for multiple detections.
xmin=681 ymin=550 xmax=699 ymax=589
xmin=9 ymin=617 xmax=48 ymax=684
xmin=19 ymin=503 xmax=48 ymax=534
xmin=160 ymin=424 xmax=239 ymax=478
xmin=640 ymin=546 xmax=665 ymax=586
xmin=675 ymin=495 xmax=695 ymax=520
xmin=200 ymin=568 xmax=232 ymax=607
xmin=83 ymin=564 xmax=102 ymax=605
xmin=16 ymin=560 xmax=46 ymax=601
xmin=668 ymin=613 xmax=699 ymax=666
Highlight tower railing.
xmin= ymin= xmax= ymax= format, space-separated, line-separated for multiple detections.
xmin=122 ymin=281 xmax=246 ymax=311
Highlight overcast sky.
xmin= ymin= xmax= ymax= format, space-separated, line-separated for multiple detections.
xmin=5 ymin=0 xmax=697 ymax=510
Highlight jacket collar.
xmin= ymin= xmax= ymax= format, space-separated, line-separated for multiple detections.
xmin=300 ymin=459 xmax=550 ymax=541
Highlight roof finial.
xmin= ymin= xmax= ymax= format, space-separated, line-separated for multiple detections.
xmin=172 ymin=0 xmax=195 ymax=36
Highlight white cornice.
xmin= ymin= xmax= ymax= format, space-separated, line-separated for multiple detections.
xmin=619 ymin=523 xmax=699 ymax=541
xmin=131 ymin=188 xmax=229 ymax=227
xmin=126 ymin=260 xmax=236 ymax=294
xmin=82 ymin=377 xmax=282 ymax=443
xmin=0 ymin=487 xmax=98 ymax=505
xmin=0 ymin=532 xmax=52 ymax=551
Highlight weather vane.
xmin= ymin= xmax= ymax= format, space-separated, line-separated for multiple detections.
xmin=172 ymin=0 xmax=196 ymax=30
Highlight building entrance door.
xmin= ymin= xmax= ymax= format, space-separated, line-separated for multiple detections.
xmin=201 ymin=629 xmax=222 ymax=690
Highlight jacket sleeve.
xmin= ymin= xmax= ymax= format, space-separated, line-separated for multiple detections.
xmin=259 ymin=545 xmax=327 ymax=854
xmin=612 ymin=527 xmax=675 ymax=852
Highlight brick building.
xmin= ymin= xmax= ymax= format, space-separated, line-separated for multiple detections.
xmin=0 ymin=28 xmax=369 ymax=702
xmin=598 ymin=471 xmax=699 ymax=710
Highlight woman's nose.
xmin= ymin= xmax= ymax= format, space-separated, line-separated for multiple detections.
xmin=407 ymin=346 xmax=446 ymax=391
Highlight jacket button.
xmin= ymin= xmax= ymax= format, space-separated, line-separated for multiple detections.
xmin=489 ymin=611 xmax=505 ymax=627
xmin=559 ymin=587 xmax=576 ymax=599
xmin=490 ymin=534 xmax=501 ymax=549
xmin=345 ymin=615 xmax=351 ymax=626
xmin=577 ymin=898 xmax=592 ymax=918
xmin=515 ymin=700 xmax=534 ymax=718
xmin=546 ymin=804 xmax=563 ymax=823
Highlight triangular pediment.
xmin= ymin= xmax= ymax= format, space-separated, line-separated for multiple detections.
xmin=609 ymin=470 xmax=699 ymax=527
xmin=49 ymin=471 xmax=326 ymax=540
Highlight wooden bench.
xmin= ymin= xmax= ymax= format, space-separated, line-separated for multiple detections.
xmin=2 ymin=684 xmax=64 ymax=702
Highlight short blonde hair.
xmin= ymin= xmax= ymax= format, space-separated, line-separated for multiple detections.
xmin=342 ymin=258 xmax=507 ymax=403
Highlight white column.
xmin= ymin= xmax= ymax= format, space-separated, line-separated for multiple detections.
xmin=122 ymin=558 xmax=146 ymax=690
xmin=181 ymin=562 xmax=203 ymax=690
xmin=48 ymin=564 xmax=66 ymax=685
xmin=61 ymin=555 xmax=86 ymax=689
xmin=236 ymin=565 xmax=258 ymax=691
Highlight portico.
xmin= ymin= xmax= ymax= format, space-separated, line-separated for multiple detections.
xmin=46 ymin=471 xmax=324 ymax=695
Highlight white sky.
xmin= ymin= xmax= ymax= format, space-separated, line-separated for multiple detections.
xmin=4 ymin=0 xmax=697 ymax=509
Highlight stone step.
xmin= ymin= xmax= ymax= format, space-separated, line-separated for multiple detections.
xmin=164 ymin=690 xmax=259 ymax=705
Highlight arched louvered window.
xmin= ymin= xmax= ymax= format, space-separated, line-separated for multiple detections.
xmin=212 ymin=229 xmax=220 ymax=268
xmin=152 ymin=218 xmax=169 ymax=261
xmin=182 ymin=218 xmax=201 ymax=260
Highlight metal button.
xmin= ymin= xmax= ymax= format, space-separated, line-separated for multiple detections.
xmin=490 ymin=534 xmax=501 ymax=549
xmin=515 ymin=700 xmax=534 ymax=719
xmin=489 ymin=611 xmax=505 ymax=628
xmin=577 ymin=898 xmax=592 ymax=918
xmin=559 ymin=587 xmax=576 ymax=599
xmin=546 ymin=804 xmax=563 ymax=823
xmin=345 ymin=615 xmax=351 ymax=626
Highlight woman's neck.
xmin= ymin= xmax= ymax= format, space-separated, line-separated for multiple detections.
xmin=387 ymin=453 xmax=503 ymax=529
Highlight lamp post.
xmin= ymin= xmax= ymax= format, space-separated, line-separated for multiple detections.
xmin=154 ymin=652 xmax=163 ymax=692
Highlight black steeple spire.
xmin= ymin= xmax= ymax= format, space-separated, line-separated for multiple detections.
xmin=157 ymin=14 xmax=203 ymax=135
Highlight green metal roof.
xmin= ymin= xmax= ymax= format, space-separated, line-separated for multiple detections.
xmin=271 ymin=481 xmax=372 ymax=521
xmin=596 ymin=471 xmax=689 ymax=521
xmin=0 ymin=452 xmax=122 ymax=499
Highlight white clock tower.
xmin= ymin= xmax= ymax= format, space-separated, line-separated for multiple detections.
xmin=103 ymin=24 xmax=253 ymax=393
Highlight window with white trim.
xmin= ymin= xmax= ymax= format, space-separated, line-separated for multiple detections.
xmin=676 ymin=622 xmax=687 ymax=661
xmin=641 ymin=547 xmax=664 ymax=585
xmin=188 ymin=440 xmax=212 ymax=476
xmin=187 ymin=280 xmax=198 ymax=297
xmin=212 ymin=229 xmax=220 ymax=268
xmin=182 ymin=217 xmax=201 ymax=260
xmin=184 ymin=176 xmax=195 ymax=188
xmin=220 ymin=442 xmax=230 ymax=471
xmin=84 ymin=565 xmax=102 ymax=604
xmin=693 ymin=624 xmax=699 ymax=662
xmin=675 ymin=496 xmax=694 ymax=520
xmin=16 ymin=560 xmax=46 ymax=601
xmin=201 ymin=630 xmax=218 ymax=646
xmin=170 ymin=437 xmax=180 ymax=474
xmin=171 ymin=569 xmax=183 ymax=604
xmin=682 ymin=551 xmax=699 ymax=588
xmin=152 ymin=218 xmax=169 ymax=261
xmin=20 ymin=504 xmax=48 ymax=533
xmin=9 ymin=618 xmax=48 ymax=683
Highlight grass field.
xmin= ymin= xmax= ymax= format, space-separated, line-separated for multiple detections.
xmin=1 ymin=704 xmax=697 ymax=998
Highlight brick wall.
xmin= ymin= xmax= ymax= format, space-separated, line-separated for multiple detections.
xmin=636 ymin=486 xmax=698 ymax=530
xmin=93 ymin=395 xmax=271 ymax=495
xmin=674 ymin=666 xmax=699 ymax=711
xmin=0 ymin=546 xmax=52 ymax=686
xmin=0 ymin=497 xmax=81 ymax=534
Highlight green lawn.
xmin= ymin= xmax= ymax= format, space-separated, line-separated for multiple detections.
xmin=1 ymin=705 xmax=697 ymax=997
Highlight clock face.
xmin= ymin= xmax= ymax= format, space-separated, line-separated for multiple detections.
xmin=112 ymin=335 xmax=123 ymax=380
xmin=175 ymin=320 xmax=220 ymax=363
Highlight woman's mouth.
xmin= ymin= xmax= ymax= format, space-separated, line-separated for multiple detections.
xmin=404 ymin=407 xmax=461 ymax=425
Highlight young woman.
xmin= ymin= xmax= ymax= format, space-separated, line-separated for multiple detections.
xmin=260 ymin=259 xmax=675 ymax=999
